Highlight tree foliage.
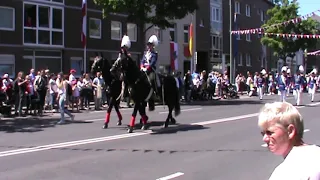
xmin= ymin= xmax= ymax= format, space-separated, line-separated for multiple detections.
xmin=261 ymin=0 xmax=319 ymax=58
xmin=93 ymin=0 xmax=198 ymax=31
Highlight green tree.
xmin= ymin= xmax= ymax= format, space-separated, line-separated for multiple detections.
xmin=261 ymin=0 xmax=319 ymax=59
xmin=93 ymin=0 xmax=198 ymax=35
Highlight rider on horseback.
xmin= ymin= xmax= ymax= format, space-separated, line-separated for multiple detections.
xmin=110 ymin=35 xmax=131 ymax=78
xmin=140 ymin=35 xmax=159 ymax=111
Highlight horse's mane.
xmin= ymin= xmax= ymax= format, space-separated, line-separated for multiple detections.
xmin=124 ymin=55 xmax=142 ymax=85
xmin=99 ymin=57 xmax=113 ymax=85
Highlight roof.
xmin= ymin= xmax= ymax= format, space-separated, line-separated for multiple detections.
xmin=311 ymin=14 xmax=320 ymax=22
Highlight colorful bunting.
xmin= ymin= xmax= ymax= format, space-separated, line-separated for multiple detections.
xmin=231 ymin=9 xmax=320 ymax=34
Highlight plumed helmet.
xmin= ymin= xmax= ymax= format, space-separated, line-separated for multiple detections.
xmin=298 ymin=65 xmax=304 ymax=73
xmin=281 ymin=66 xmax=287 ymax=72
xmin=261 ymin=69 xmax=266 ymax=75
xmin=286 ymin=68 xmax=291 ymax=74
xmin=121 ymin=35 xmax=131 ymax=49
xmin=147 ymin=35 xmax=159 ymax=47
xmin=311 ymin=68 xmax=317 ymax=74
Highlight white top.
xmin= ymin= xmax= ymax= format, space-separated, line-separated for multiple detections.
xmin=269 ymin=145 xmax=320 ymax=180
xmin=49 ymin=79 xmax=57 ymax=94
xmin=69 ymin=74 xmax=76 ymax=83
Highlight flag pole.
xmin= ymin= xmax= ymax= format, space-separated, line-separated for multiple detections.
xmin=190 ymin=14 xmax=194 ymax=73
xmin=84 ymin=1 xmax=87 ymax=74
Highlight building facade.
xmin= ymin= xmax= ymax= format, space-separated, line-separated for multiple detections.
xmin=145 ymin=15 xmax=194 ymax=75
xmin=223 ymin=0 xmax=275 ymax=76
xmin=210 ymin=0 xmax=223 ymax=71
xmin=144 ymin=0 xmax=211 ymax=75
xmin=0 ymin=0 xmax=144 ymax=77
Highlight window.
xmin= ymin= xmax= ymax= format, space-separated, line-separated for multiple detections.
xmin=111 ymin=21 xmax=122 ymax=40
xmin=236 ymin=28 xmax=241 ymax=40
xmin=246 ymin=53 xmax=251 ymax=66
xmin=211 ymin=7 xmax=221 ymax=22
xmin=260 ymin=10 xmax=265 ymax=22
xmin=183 ymin=25 xmax=189 ymax=43
xmin=238 ymin=53 xmax=243 ymax=66
xmin=70 ymin=57 xmax=83 ymax=76
xmin=23 ymin=3 xmax=63 ymax=46
xmin=245 ymin=4 xmax=251 ymax=17
xmin=127 ymin=23 xmax=137 ymax=42
xmin=0 ymin=7 xmax=15 ymax=31
xmin=246 ymin=34 xmax=251 ymax=41
xmin=235 ymin=1 xmax=240 ymax=14
xmin=0 ymin=55 xmax=15 ymax=77
xmin=169 ymin=24 xmax=176 ymax=42
xmin=89 ymin=18 xmax=101 ymax=39
xmin=154 ymin=26 xmax=162 ymax=42
xmin=210 ymin=35 xmax=222 ymax=50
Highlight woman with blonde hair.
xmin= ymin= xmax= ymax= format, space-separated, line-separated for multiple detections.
xmin=56 ymin=72 xmax=74 ymax=124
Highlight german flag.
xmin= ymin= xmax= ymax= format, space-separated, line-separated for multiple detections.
xmin=189 ymin=23 xmax=193 ymax=56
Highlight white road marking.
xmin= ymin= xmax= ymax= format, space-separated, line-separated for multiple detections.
xmin=156 ymin=172 xmax=184 ymax=180
xmin=159 ymin=108 xmax=202 ymax=114
xmin=1 ymin=100 xmax=320 ymax=158
xmin=261 ymin=129 xmax=311 ymax=147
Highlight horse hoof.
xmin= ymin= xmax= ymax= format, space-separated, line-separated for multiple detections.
xmin=127 ymin=127 xmax=134 ymax=133
xmin=171 ymin=118 xmax=176 ymax=125
xmin=141 ymin=125 xmax=148 ymax=130
xmin=163 ymin=123 xmax=169 ymax=128
xmin=117 ymin=121 xmax=122 ymax=126
xmin=102 ymin=124 xmax=108 ymax=129
xmin=139 ymin=118 xmax=143 ymax=125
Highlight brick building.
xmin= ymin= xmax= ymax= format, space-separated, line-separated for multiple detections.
xmin=0 ymin=0 xmax=144 ymax=77
xmin=223 ymin=0 xmax=275 ymax=76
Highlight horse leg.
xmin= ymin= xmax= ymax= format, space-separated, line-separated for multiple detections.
xmin=128 ymin=104 xmax=139 ymax=133
xmin=114 ymin=99 xmax=122 ymax=125
xmin=140 ymin=102 xmax=148 ymax=125
xmin=164 ymin=105 xmax=173 ymax=128
xmin=139 ymin=103 xmax=148 ymax=130
xmin=103 ymin=97 xmax=114 ymax=129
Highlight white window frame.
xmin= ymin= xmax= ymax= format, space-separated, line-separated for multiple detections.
xmin=89 ymin=18 xmax=102 ymax=39
xmin=246 ymin=34 xmax=251 ymax=41
xmin=127 ymin=23 xmax=137 ymax=42
xmin=235 ymin=1 xmax=240 ymax=14
xmin=111 ymin=21 xmax=122 ymax=40
xmin=238 ymin=53 xmax=243 ymax=66
xmin=169 ymin=27 xmax=176 ymax=42
xmin=29 ymin=0 xmax=64 ymax=4
xmin=246 ymin=53 xmax=251 ymax=66
xmin=0 ymin=54 xmax=15 ymax=77
xmin=183 ymin=25 xmax=189 ymax=43
xmin=211 ymin=6 xmax=221 ymax=22
xmin=23 ymin=2 xmax=64 ymax=47
xmin=260 ymin=10 xmax=265 ymax=22
xmin=245 ymin=4 xmax=251 ymax=17
xmin=0 ymin=6 xmax=15 ymax=31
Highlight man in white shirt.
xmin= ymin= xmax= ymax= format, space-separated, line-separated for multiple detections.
xmin=258 ymin=102 xmax=320 ymax=180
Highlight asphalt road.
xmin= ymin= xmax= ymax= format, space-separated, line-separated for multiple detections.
xmin=0 ymin=93 xmax=319 ymax=180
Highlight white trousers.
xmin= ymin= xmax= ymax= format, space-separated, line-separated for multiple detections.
xmin=257 ymin=87 xmax=263 ymax=99
xmin=293 ymin=89 xmax=302 ymax=105
xmin=309 ymin=86 xmax=316 ymax=102
xmin=279 ymin=90 xmax=286 ymax=102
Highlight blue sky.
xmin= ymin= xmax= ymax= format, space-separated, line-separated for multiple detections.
xmin=297 ymin=0 xmax=320 ymax=15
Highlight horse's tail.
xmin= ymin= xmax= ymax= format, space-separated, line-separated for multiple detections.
xmin=174 ymin=89 xmax=181 ymax=117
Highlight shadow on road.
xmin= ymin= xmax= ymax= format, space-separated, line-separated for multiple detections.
xmin=181 ymin=99 xmax=264 ymax=106
xmin=0 ymin=116 xmax=92 ymax=133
